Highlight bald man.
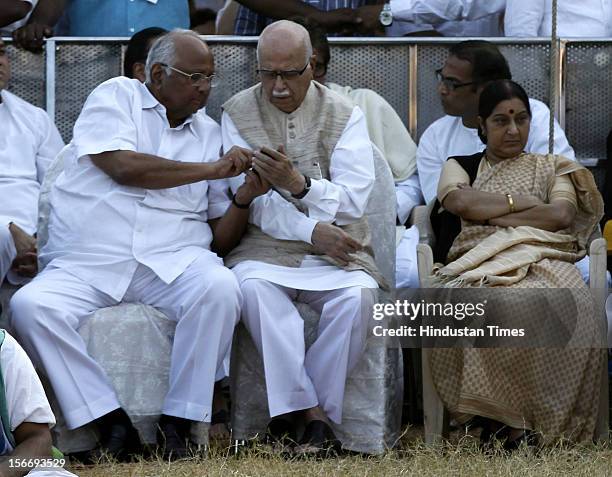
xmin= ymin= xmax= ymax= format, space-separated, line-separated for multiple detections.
xmin=222 ymin=20 xmax=384 ymax=456
xmin=10 ymin=29 xmax=267 ymax=461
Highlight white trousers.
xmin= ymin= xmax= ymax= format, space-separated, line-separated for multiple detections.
xmin=395 ymin=225 xmax=419 ymax=289
xmin=240 ymin=278 xmax=376 ymax=424
xmin=0 ymin=225 xmax=16 ymax=284
xmin=10 ymin=254 xmax=241 ymax=429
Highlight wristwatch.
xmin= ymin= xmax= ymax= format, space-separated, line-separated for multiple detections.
xmin=291 ymin=174 xmax=311 ymax=199
xmin=379 ymin=2 xmax=393 ymax=27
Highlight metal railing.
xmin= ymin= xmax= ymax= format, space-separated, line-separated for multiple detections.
xmin=3 ymin=36 xmax=612 ymax=170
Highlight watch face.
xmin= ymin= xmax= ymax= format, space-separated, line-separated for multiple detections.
xmin=380 ymin=11 xmax=393 ymax=26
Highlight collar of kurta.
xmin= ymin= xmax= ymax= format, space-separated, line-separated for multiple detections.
xmin=140 ymin=81 xmax=197 ymax=134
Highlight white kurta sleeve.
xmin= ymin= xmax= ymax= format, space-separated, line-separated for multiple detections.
xmin=527 ymin=99 xmax=576 ymax=160
xmin=416 ymin=124 xmax=444 ymax=204
xmin=221 ymin=112 xmax=318 ymax=244
xmin=72 ymin=80 xmax=139 ymax=159
xmin=2 ymin=333 xmax=55 ymax=431
xmin=504 ymin=0 xmax=544 ymax=37
xmin=34 ymin=112 xmax=64 ymax=183
xmin=396 ymin=173 xmax=423 ymax=225
xmin=299 ymin=107 xmax=374 ymax=226
xmin=389 ymin=0 xmax=505 ymax=24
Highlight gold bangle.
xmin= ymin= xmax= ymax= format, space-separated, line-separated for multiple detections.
xmin=505 ymin=193 xmax=515 ymax=213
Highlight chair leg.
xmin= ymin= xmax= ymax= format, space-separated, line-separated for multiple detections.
xmin=421 ymin=348 xmax=446 ymax=444
xmin=595 ymin=349 xmax=609 ymax=441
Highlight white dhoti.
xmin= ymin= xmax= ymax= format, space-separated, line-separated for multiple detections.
xmin=10 ymin=253 xmax=241 ymax=429
xmin=234 ymin=258 xmax=378 ymax=424
xmin=0 ymin=225 xmax=16 ymax=284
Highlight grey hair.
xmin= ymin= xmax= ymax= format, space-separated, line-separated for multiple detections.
xmin=145 ymin=29 xmax=205 ymax=83
xmin=256 ymin=20 xmax=313 ymax=66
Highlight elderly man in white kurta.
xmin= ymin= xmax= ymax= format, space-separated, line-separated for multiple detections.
xmin=221 ymin=20 xmax=384 ymax=455
xmin=10 ymin=30 xmax=259 ymax=461
xmin=0 ymin=39 xmax=63 ymax=285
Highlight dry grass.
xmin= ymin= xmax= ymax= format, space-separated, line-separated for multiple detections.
xmin=67 ymin=427 xmax=612 ymax=477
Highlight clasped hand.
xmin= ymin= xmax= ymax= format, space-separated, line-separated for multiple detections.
xmin=252 ymin=146 xmax=305 ymax=195
xmin=8 ymin=223 xmax=37 ymax=278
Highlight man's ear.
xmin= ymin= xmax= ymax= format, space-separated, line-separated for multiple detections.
xmin=132 ymin=62 xmax=147 ymax=83
xmin=149 ymin=63 xmax=165 ymax=87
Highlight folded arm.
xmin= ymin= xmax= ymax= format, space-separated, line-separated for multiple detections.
xmin=488 ymin=199 xmax=576 ymax=231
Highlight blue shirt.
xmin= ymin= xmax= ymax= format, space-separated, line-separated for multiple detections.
xmin=234 ymin=0 xmax=374 ymax=36
xmin=66 ymin=0 xmax=189 ymax=36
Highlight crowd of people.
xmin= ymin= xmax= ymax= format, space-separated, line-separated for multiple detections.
xmin=1 ymin=0 xmax=612 ymax=44
xmin=0 ymin=1 xmax=610 ymax=475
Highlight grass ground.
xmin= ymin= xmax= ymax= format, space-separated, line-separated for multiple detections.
xmin=66 ymin=426 xmax=612 ymax=477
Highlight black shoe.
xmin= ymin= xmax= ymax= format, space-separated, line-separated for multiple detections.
xmin=265 ymin=418 xmax=297 ymax=453
xmin=88 ymin=421 xmax=142 ymax=463
xmin=295 ymin=420 xmax=341 ymax=458
xmin=157 ymin=415 xmax=194 ymax=461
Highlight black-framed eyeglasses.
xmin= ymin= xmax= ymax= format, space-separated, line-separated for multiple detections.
xmin=435 ymin=68 xmax=475 ymax=91
xmin=257 ymin=61 xmax=310 ymax=81
xmin=160 ymin=63 xmax=218 ymax=88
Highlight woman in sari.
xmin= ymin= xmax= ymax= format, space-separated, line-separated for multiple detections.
xmin=429 ymin=79 xmax=605 ymax=448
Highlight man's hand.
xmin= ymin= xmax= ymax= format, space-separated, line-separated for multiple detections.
xmin=311 ymin=222 xmax=363 ymax=266
xmin=252 ymin=145 xmax=305 ymax=195
xmin=8 ymin=223 xmax=37 ymax=278
xmin=12 ymin=23 xmax=53 ymax=51
xmin=210 ymin=146 xmax=253 ymax=179
xmin=234 ymin=170 xmax=272 ymax=206
xmin=354 ymin=5 xmax=385 ymax=36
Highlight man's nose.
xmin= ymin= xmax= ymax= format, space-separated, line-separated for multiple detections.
xmin=274 ymin=74 xmax=286 ymax=89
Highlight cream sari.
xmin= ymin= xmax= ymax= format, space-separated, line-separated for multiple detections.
xmin=429 ymin=153 xmax=606 ymax=442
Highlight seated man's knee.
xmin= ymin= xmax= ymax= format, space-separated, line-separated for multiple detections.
xmin=10 ymin=284 xmax=47 ymax=334
xmin=239 ymin=278 xmax=273 ymax=301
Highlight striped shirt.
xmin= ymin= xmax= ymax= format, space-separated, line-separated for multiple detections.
xmin=234 ymin=0 xmax=373 ymax=36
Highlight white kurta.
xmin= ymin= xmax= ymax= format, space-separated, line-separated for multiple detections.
xmin=505 ymin=0 xmax=612 ymax=37
xmin=11 ymin=77 xmax=240 ymax=430
xmin=417 ymin=98 xmax=575 ymax=204
xmin=40 ymin=77 xmax=230 ymax=301
xmin=0 ymin=333 xmax=77 ymax=477
xmin=222 ymin=106 xmax=377 ymax=291
xmin=0 ymin=90 xmax=64 ymax=283
xmin=221 ymin=104 xmax=377 ymax=423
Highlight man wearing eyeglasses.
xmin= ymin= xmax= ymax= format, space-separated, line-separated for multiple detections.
xmin=10 ymin=29 xmax=266 ymax=461
xmin=221 ymin=20 xmax=384 ymax=456
xmin=417 ymin=40 xmax=575 ymax=205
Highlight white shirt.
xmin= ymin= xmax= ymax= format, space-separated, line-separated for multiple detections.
xmin=387 ymin=0 xmax=504 ymax=38
xmin=41 ymin=77 xmax=230 ymax=301
xmin=222 ymin=106 xmax=375 ymax=245
xmin=505 ymin=0 xmax=612 ymax=37
xmin=417 ymin=98 xmax=575 ymax=203
xmin=222 ymin=106 xmax=378 ymax=290
xmin=0 ymin=0 xmax=37 ymax=36
xmin=0 ymin=90 xmax=64 ymax=234
xmin=1 ymin=332 xmax=55 ymax=454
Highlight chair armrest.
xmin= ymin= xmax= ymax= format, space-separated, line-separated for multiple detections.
xmin=411 ymin=203 xmax=435 ymax=246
